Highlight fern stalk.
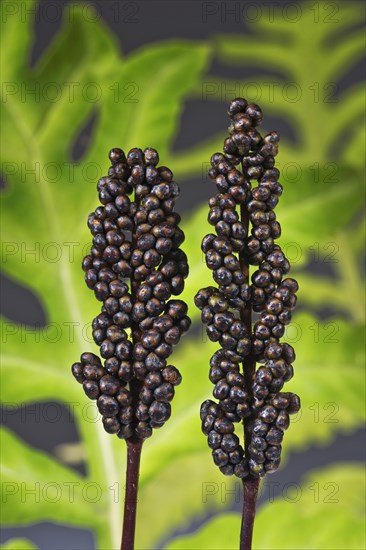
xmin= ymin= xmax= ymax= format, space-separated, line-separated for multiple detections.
xmin=121 ymin=274 xmax=143 ymax=550
xmin=239 ymin=202 xmax=259 ymax=550
xmin=72 ymin=147 xmax=191 ymax=549
xmin=241 ymin=477 xmax=259 ymax=549
xmin=121 ymin=440 xmax=143 ymax=550
xmin=195 ymin=98 xmax=300 ymax=549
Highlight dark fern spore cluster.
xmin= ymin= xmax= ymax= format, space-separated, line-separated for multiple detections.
xmin=195 ymin=98 xmax=300 ymax=478
xmin=72 ymin=147 xmax=190 ymax=440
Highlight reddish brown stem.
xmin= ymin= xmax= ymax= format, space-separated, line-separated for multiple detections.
xmin=121 ymin=208 xmax=143 ymax=550
xmin=240 ymin=476 xmax=259 ymax=550
xmin=121 ymin=439 xmax=143 ymax=550
xmin=238 ymin=202 xmax=260 ymax=550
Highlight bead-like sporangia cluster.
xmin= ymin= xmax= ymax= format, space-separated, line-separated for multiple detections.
xmin=195 ymin=98 xmax=300 ymax=478
xmin=72 ymin=147 xmax=190 ymax=440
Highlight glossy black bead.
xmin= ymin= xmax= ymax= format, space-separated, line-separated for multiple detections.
xmin=72 ymin=362 xmax=84 ymax=383
xmin=214 ymin=417 xmax=234 ymax=434
xmin=251 ymin=435 xmax=267 ymax=451
xmin=119 ymin=405 xmax=134 ymax=424
xmin=149 ymin=401 xmax=171 ymax=423
xmin=162 ymin=366 xmax=182 ymax=386
xmin=276 ymin=410 xmax=290 ymax=430
xmin=266 ymin=427 xmax=283 ymax=446
xmin=221 ymin=433 xmax=239 ymax=453
xmin=118 ymin=360 xmax=133 ymax=381
xmin=265 ymin=445 xmax=281 ymax=461
xmin=259 ymin=405 xmax=278 ymax=423
xmin=145 ymin=353 xmax=165 ymax=371
xmin=207 ymin=430 xmax=222 ymax=449
xmin=252 ymin=419 xmax=269 ymax=437
xmin=103 ymin=416 xmax=120 ymax=434
xmin=83 ymin=364 xmax=104 ymax=381
xmin=234 ymin=460 xmax=249 ymax=478
xmin=97 ymin=395 xmax=119 ymax=416
xmin=212 ymin=448 xmax=229 ymax=467
xmin=154 ymin=383 xmax=174 ymax=402
xmin=248 ymin=445 xmax=265 ymax=463
xmin=99 ymin=375 xmax=120 ymax=395
xmin=248 ymin=459 xmax=264 ymax=478
xmin=288 ymin=393 xmax=301 ymax=414
xmin=83 ymin=380 xmax=100 ymax=399
xmin=200 ymin=414 xmax=214 ymax=435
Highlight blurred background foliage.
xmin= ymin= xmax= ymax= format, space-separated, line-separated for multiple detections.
xmin=1 ymin=1 xmax=365 ymax=549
